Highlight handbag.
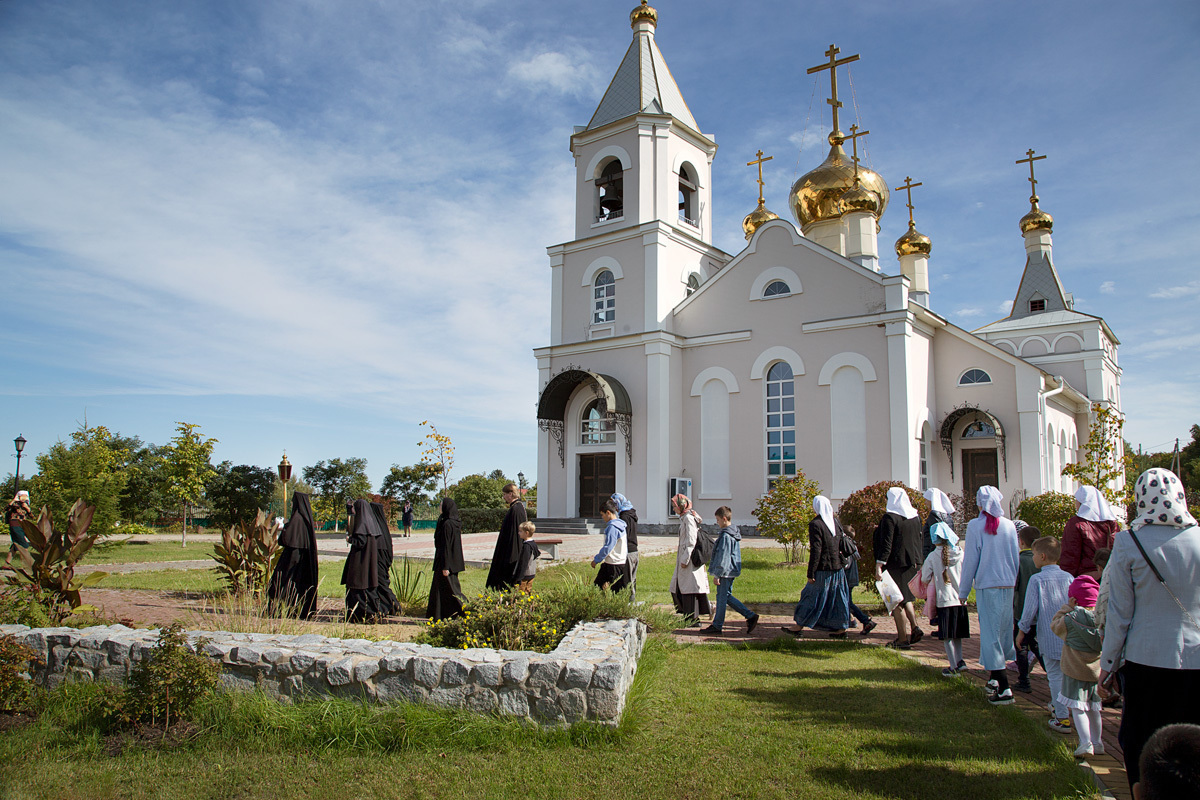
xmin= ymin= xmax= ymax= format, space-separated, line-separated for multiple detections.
xmin=1128 ymin=530 xmax=1200 ymax=631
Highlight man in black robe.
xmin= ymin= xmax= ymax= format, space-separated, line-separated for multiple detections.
xmin=267 ymin=491 xmax=320 ymax=619
xmin=370 ymin=501 xmax=399 ymax=615
xmin=428 ymin=497 xmax=466 ymax=619
xmin=342 ymin=498 xmax=383 ymax=622
xmin=485 ymin=483 xmax=526 ymax=591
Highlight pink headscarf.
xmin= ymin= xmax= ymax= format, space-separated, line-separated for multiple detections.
xmin=672 ymin=494 xmax=703 ymax=524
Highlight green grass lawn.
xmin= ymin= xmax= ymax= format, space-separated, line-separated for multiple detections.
xmin=84 ymin=540 xmax=217 ymax=564
xmin=0 ymin=636 xmax=1091 ymax=800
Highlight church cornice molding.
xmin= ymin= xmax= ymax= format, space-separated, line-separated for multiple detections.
xmin=572 ymin=112 xmax=715 ymax=155
xmin=549 ymin=220 xmax=729 ymax=261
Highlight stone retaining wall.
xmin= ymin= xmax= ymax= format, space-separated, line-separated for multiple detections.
xmin=0 ymin=618 xmax=647 ymax=727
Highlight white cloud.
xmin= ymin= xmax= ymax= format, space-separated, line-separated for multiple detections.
xmin=997 ymin=300 xmax=1012 ymax=314
xmin=954 ymin=307 xmax=985 ymax=319
xmin=1100 ymin=280 xmax=1115 ymax=294
xmin=1149 ymin=280 xmax=1200 ymax=299
xmin=508 ymin=51 xmax=597 ymax=96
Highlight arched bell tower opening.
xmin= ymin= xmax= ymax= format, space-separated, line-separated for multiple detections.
xmin=596 ymin=158 xmax=624 ymax=223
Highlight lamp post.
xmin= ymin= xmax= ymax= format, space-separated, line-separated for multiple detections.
xmin=278 ymin=453 xmax=292 ymax=519
xmin=13 ymin=435 xmax=26 ymax=493
xmin=517 ymin=471 xmax=526 ymax=494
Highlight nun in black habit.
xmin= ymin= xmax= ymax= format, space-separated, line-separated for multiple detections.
xmin=267 ymin=491 xmax=319 ymax=620
xmin=428 ymin=497 xmax=466 ymax=620
xmin=485 ymin=486 xmax=527 ymax=591
xmin=342 ymin=498 xmax=385 ymax=622
xmin=370 ymin=501 xmax=399 ymax=616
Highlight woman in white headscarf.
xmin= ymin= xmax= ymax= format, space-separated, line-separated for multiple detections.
xmin=958 ymin=485 xmax=1020 ymax=705
xmin=787 ymin=496 xmax=851 ymax=637
xmin=874 ymin=486 xmax=925 ymax=648
xmin=1099 ymin=468 xmax=1200 ymax=791
xmin=1061 ymin=485 xmax=1120 ymax=579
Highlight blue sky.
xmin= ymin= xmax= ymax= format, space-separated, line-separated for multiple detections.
xmin=2 ymin=0 xmax=1198 ymax=488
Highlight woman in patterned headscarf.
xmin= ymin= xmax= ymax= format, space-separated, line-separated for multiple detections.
xmin=1099 ymin=468 xmax=1200 ymax=790
xmin=669 ymin=494 xmax=710 ymax=624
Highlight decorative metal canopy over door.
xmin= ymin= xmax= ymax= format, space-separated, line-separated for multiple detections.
xmin=939 ymin=405 xmax=1007 ymax=481
xmin=536 ymin=367 xmax=633 ymax=466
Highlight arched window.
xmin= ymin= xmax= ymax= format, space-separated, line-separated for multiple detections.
xmin=593 ymin=270 xmax=615 ymax=324
xmin=763 ymin=280 xmax=790 ymax=298
xmin=678 ymin=164 xmax=698 ymax=226
xmin=766 ymin=362 xmax=796 ymax=483
xmin=580 ymin=399 xmax=616 ymax=445
xmin=686 ymin=274 xmax=700 ymax=296
xmin=958 ymin=369 xmax=992 ymax=386
xmin=962 ymin=420 xmax=996 ymax=439
xmin=596 ymin=160 xmax=623 ymax=222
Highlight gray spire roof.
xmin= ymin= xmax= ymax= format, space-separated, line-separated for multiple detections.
xmin=1006 ymin=250 xmax=1070 ymax=320
xmin=586 ymin=29 xmax=698 ymax=131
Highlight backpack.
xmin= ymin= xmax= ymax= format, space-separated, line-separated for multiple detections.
xmin=689 ymin=524 xmax=717 ymax=568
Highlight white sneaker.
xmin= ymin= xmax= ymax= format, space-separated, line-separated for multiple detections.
xmin=1074 ymin=743 xmax=1093 ymax=758
xmin=988 ymin=688 xmax=1015 ymax=705
xmin=1092 ymin=742 xmax=1105 ymax=756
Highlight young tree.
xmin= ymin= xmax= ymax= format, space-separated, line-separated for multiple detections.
xmin=419 ymin=421 xmax=454 ymax=497
xmin=27 ymin=424 xmax=129 ymax=540
xmin=162 ymin=422 xmax=218 ymax=547
xmin=302 ymin=458 xmax=371 ymax=531
xmin=118 ymin=441 xmax=171 ymax=525
xmin=751 ymin=472 xmax=823 ymax=563
xmin=1062 ymin=403 xmax=1127 ymax=506
xmin=448 ymin=473 xmax=506 ymax=509
xmin=206 ymin=462 xmax=276 ymax=530
xmin=379 ymin=463 xmax=441 ymax=507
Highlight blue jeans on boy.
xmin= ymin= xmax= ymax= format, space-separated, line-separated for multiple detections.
xmin=713 ymin=577 xmax=753 ymax=630
xmin=849 ymin=601 xmax=871 ymax=626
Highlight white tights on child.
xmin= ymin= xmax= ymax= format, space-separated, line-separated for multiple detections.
xmin=1070 ymin=707 xmax=1103 ymax=751
xmin=943 ymin=639 xmax=962 ymax=669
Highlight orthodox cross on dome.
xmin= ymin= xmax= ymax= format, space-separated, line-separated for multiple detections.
xmin=807 ymin=44 xmax=860 ymax=143
xmin=1016 ymin=148 xmax=1047 ymax=205
xmin=746 ymin=149 xmax=774 ymax=206
xmin=844 ymin=124 xmax=870 ymax=185
xmin=894 ymin=175 xmax=924 ymax=226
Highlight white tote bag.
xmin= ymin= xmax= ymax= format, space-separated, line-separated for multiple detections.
xmin=875 ymin=571 xmax=904 ymax=615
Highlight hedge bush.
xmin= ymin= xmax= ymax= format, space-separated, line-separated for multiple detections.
xmin=1015 ymin=491 xmax=1076 ymax=539
xmin=837 ymin=482 xmax=930 ymax=576
xmin=457 ymin=508 xmax=538 ymax=534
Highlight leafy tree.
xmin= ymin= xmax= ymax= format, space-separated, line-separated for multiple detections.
xmin=379 ymin=463 xmax=441 ymax=507
xmin=162 ymin=422 xmax=217 ymax=546
xmin=837 ymin=481 xmax=931 ymax=575
xmin=1062 ymin=403 xmax=1126 ymax=506
xmin=751 ymin=472 xmax=823 ymax=563
xmin=448 ymin=473 xmax=506 ymax=510
xmin=302 ymin=457 xmax=371 ymax=531
xmin=419 ymin=421 xmax=454 ymax=497
xmin=206 ymin=462 xmax=276 ymax=530
xmin=1015 ymin=491 xmax=1076 ymax=539
xmin=487 ymin=469 xmax=508 ymax=483
xmin=27 ymin=424 xmax=129 ymax=540
xmin=269 ymin=474 xmax=315 ymax=519
xmin=117 ymin=441 xmax=171 ymax=525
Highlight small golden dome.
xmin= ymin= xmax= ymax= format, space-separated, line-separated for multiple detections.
xmin=742 ymin=202 xmax=780 ymax=240
xmin=789 ymin=142 xmax=889 ymax=229
xmin=1019 ymin=199 xmax=1053 ymax=234
xmin=895 ymin=222 xmax=931 ymax=257
xmin=840 ymin=181 xmax=880 ymax=215
xmin=630 ymin=1 xmax=657 ymax=29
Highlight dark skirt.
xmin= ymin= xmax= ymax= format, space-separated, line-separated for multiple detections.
xmin=794 ymin=569 xmax=851 ymax=631
xmin=888 ymin=566 xmax=919 ymax=604
xmin=595 ymin=562 xmax=628 ymax=592
xmin=266 ymin=546 xmax=318 ymax=620
xmin=345 ymin=588 xmax=382 ymax=622
xmin=672 ymin=591 xmax=710 ymax=620
xmin=935 ymin=605 xmax=971 ymax=640
xmin=427 ymin=572 xmax=465 ymax=621
xmin=1119 ymin=661 xmax=1200 ymax=788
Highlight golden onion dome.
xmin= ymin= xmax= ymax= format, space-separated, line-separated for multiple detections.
xmin=895 ymin=222 xmax=932 ymax=257
xmin=742 ymin=202 xmax=780 ymax=240
xmin=1019 ymin=200 xmax=1053 ymax=234
xmin=630 ymin=1 xmax=657 ymax=29
xmin=840 ymin=181 xmax=881 ymax=215
xmin=790 ymin=137 xmax=889 ymax=229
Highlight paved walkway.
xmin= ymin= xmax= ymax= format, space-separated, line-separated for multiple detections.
xmin=675 ymin=609 xmax=1127 ymax=799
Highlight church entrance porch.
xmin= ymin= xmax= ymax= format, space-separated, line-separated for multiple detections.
xmin=578 ymin=452 xmax=616 ymax=517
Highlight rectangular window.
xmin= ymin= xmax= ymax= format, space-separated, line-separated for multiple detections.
xmin=1029 ymin=298 xmax=1045 ymax=312
xmin=919 ymin=439 xmax=929 ymax=491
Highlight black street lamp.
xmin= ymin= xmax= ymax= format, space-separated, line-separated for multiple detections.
xmin=13 ymin=435 xmax=26 ymax=493
xmin=278 ymin=453 xmax=292 ymax=518
xmin=517 ymin=471 xmax=526 ymax=492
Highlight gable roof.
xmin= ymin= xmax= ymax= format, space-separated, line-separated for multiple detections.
xmin=586 ymin=29 xmax=698 ymax=131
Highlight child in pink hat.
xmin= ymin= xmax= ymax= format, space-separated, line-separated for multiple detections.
xmin=1051 ymin=574 xmax=1104 ymax=757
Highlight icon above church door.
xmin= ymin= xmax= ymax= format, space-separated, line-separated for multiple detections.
xmin=578 ymin=453 xmax=616 ymax=518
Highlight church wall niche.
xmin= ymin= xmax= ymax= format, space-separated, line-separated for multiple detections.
xmin=829 ymin=364 xmax=868 ymax=499
xmin=1052 ymin=332 xmax=1083 ymax=353
xmin=1018 ymin=336 xmax=1050 ymax=357
xmin=697 ymin=378 xmax=731 ymax=498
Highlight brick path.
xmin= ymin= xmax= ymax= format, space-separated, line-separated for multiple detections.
xmin=675 ymin=609 xmax=1128 ymax=800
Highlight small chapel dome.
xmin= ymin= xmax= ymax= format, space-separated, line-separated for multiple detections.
xmin=742 ymin=202 xmax=780 ymax=240
xmin=1019 ymin=201 xmax=1053 ymax=234
xmin=790 ymin=135 xmax=889 ymax=229
xmin=839 ymin=181 xmax=881 ymax=215
xmin=630 ymin=1 xmax=657 ymax=29
xmin=895 ymin=222 xmax=932 ymax=257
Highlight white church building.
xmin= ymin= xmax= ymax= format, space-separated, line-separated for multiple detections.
xmin=533 ymin=2 xmax=1121 ymax=528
